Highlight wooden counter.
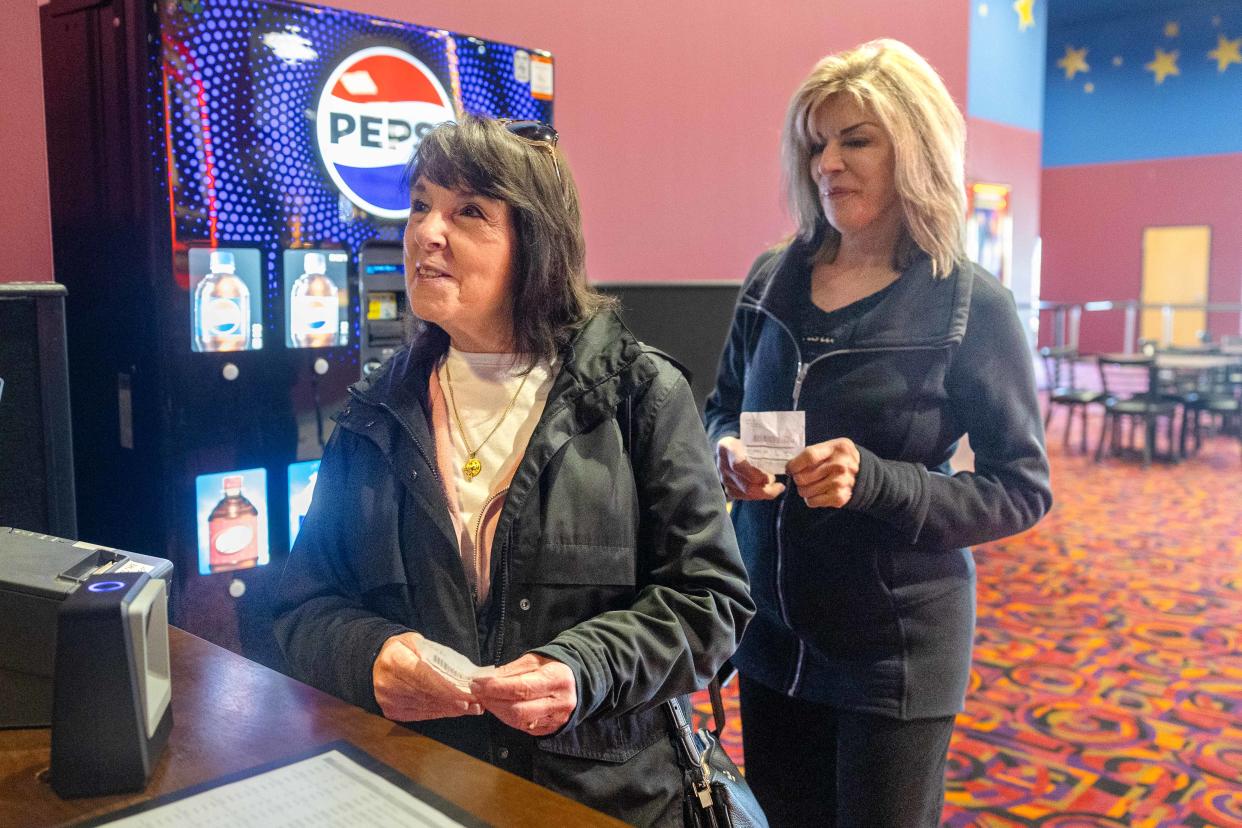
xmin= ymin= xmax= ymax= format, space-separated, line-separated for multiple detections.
xmin=0 ymin=628 xmax=626 ymax=827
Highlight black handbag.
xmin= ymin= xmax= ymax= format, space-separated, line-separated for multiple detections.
xmin=665 ymin=677 xmax=769 ymax=828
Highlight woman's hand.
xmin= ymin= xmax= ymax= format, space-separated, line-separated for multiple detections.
xmin=372 ymin=632 xmax=483 ymax=721
xmin=470 ymin=653 xmax=576 ymax=737
xmin=787 ymin=438 xmax=860 ymax=508
xmin=716 ymin=436 xmax=786 ymax=501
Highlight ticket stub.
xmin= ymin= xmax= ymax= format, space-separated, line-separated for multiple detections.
xmin=418 ymin=638 xmax=496 ymax=693
xmin=740 ymin=411 xmax=806 ymax=476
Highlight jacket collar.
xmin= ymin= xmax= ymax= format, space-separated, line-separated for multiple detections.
xmin=750 ymin=237 xmax=973 ymax=352
xmin=346 ymin=309 xmax=653 ymax=454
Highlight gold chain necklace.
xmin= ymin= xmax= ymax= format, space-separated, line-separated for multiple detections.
xmin=442 ymin=357 xmax=530 ymax=482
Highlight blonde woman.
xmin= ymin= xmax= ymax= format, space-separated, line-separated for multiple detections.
xmin=706 ymin=40 xmax=1051 ymax=826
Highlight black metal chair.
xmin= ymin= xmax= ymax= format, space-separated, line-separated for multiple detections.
xmin=1040 ymin=347 xmax=1103 ymax=453
xmin=1095 ymin=355 xmax=1179 ymax=466
xmin=1177 ymin=363 xmax=1242 ymax=457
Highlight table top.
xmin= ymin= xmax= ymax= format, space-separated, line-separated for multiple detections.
xmin=1153 ymin=353 xmax=1240 ymax=370
xmin=0 ymin=628 xmax=626 ymax=828
xmin=1097 ymin=352 xmax=1240 ymax=370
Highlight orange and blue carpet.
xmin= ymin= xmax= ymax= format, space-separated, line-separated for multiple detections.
xmin=691 ymin=428 xmax=1242 ymax=826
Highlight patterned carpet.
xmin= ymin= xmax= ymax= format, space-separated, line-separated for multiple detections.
xmin=691 ymin=421 xmax=1242 ymax=826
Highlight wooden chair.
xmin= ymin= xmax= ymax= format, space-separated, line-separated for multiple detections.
xmin=1095 ymin=355 xmax=1179 ymax=466
xmin=1040 ymin=347 xmax=1103 ymax=453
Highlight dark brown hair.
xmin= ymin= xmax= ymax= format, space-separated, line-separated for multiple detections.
xmin=404 ymin=116 xmax=612 ymax=367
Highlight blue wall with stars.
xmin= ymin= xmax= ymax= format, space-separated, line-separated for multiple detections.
xmin=969 ymin=0 xmax=1048 ymax=132
xmin=1044 ymin=2 xmax=1242 ymax=166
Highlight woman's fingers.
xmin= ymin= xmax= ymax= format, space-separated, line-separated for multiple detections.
xmin=471 ymin=656 xmax=577 ymax=735
xmin=373 ymin=632 xmax=480 ymax=721
xmin=784 ymin=438 xmax=860 ymax=508
xmin=723 ymin=470 xmax=785 ymax=500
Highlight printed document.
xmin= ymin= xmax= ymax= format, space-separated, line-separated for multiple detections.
xmin=740 ymin=411 xmax=806 ymax=476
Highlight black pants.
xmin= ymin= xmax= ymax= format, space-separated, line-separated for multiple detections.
xmin=739 ymin=674 xmax=956 ymax=828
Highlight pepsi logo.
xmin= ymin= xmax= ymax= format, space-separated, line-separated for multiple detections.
xmin=316 ymin=47 xmax=455 ymax=220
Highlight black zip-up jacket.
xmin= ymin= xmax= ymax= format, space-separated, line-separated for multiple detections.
xmin=274 ymin=310 xmax=754 ymax=826
xmin=705 ymin=243 xmax=1051 ymax=719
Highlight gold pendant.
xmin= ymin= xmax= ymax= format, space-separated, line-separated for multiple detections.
xmin=463 ymin=456 xmax=482 ymax=481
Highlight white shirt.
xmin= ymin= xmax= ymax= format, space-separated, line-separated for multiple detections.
xmin=437 ymin=348 xmax=556 ymax=598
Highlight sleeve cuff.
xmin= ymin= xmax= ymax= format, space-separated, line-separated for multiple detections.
xmin=843 ymin=444 xmax=931 ymax=544
xmin=355 ymin=622 xmax=412 ymax=715
xmin=528 ymin=641 xmax=597 ymax=731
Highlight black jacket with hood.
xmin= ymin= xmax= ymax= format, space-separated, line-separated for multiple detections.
xmin=705 ymin=241 xmax=1051 ymax=719
xmin=274 ymin=310 xmax=754 ymax=826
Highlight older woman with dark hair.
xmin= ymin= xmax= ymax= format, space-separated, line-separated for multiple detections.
xmin=274 ymin=115 xmax=754 ymax=826
xmin=706 ymin=40 xmax=1051 ymax=826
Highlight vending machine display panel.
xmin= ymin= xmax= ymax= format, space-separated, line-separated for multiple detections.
xmin=287 ymin=460 xmax=321 ymax=548
xmin=195 ymin=468 xmax=270 ymax=575
xmin=283 ymin=250 xmax=349 ymax=348
xmin=188 ymin=248 xmax=264 ymax=353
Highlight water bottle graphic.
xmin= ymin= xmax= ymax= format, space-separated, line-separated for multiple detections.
xmin=289 ymin=252 xmax=339 ymax=348
xmin=207 ymin=475 xmax=260 ymax=573
xmin=193 ymin=250 xmax=251 ymax=352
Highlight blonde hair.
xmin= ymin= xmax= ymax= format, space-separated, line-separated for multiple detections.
xmin=782 ymin=39 xmax=966 ymax=278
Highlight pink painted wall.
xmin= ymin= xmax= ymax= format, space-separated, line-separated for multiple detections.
xmin=14 ymin=0 xmax=973 ymax=285
xmin=1041 ymin=153 xmax=1242 ymax=353
xmin=313 ymin=0 xmax=971 ymax=282
xmin=0 ymin=1 xmax=53 ymax=283
xmin=965 ymin=115 xmax=1041 ymax=310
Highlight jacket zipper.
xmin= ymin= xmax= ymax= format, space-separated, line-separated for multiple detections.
xmin=469 ymin=489 xmax=507 ymax=605
xmin=738 ymin=303 xmax=809 ymax=695
xmin=492 ymin=526 xmax=513 ymax=666
xmin=739 ymin=301 xmax=945 ymax=696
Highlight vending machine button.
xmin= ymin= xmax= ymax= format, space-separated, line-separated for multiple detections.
xmin=228 ymin=578 xmax=246 ymax=598
xmin=222 ymin=363 xmax=240 ymax=381
xmin=313 ymin=358 xmax=329 ymax=375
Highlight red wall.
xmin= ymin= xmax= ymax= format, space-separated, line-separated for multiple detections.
xmin=13 ymin=0 xmax=972 ymax=286
xmin=1041 ymin=153 xmax=1242 ymax=353
xmin=0 ymin=1 xmax=52 ymax=283
xmin=248 ymin=0 xmax=971 ymax=283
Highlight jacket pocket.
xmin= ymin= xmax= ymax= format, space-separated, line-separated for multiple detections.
xmin=517 ymin=542 xmax=638 ymax=648
xmin=529 ymin=542 xmax=636 ymax=586
xmin=536 ymin=702 xmax=665 ymax=762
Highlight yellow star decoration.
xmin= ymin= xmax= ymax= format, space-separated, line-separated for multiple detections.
xmin=1164 ymin=21 xmax=1180 ymax=38
xmin=1208 ymin=34 xmax=1242 ymax=73
xmin=1146 ymin=48 xmax=1180 ymax=84
xmin=1013 ymin=0 xmax=1035 ymax=31
xmin=1058 ymin=45 xmax=1090 ymax=79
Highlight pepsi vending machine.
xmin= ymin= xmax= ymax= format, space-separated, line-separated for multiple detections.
xmin=40 ymin=0 xmax=553 ymax=666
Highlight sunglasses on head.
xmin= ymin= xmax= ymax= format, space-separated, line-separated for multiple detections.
xmin=499 ymin=118 xmax=561 ymax=183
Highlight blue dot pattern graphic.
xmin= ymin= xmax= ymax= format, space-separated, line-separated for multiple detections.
xmin=156 ymin=0 xmax=553 ymax=345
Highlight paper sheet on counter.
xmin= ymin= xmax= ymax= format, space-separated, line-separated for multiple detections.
xmin=100 ymin=750 xmax=474 ymax=827
xmin=740 ymin=411 xmax=806 ymax=476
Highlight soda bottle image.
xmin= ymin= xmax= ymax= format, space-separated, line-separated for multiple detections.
xmin=193 ymin=250 xmax=251 ymax=351
xmin=207 ymin=475 xmax=260 ymax=573
xmin=289 ymin=252 xmax=340 ymax=348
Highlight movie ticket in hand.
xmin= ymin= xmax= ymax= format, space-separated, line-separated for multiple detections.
xmin=418 ymin=637 xmax=496 ymax=693
xmin=740 ymin=411 xmax=806 ymax=476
